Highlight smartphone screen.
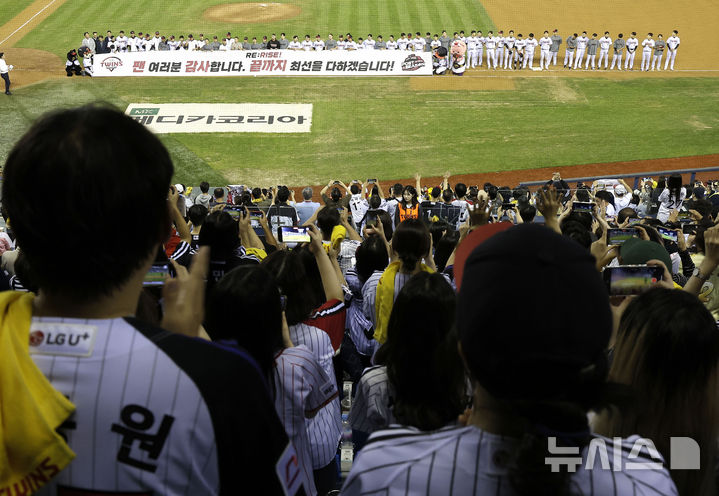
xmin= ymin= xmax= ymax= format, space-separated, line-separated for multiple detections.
xmin=225 ymin=205 xmax=244 ymax=219
xmin=279 ymin=226 xmax=311 ymax=243
xmin=604 ymin=265 xmax=663 ymax=296
xmin=657 ymin=226 xmax=678 ymax=242
xmin=607 ymin=228 xmax=638 ymax=246
xmin=572 ymin=202 xmax=595 ymax=213
xmin=143 ymin=263 xmax=171 ymax=286
xmin=367 ymin=179 xmax=377 ymax=184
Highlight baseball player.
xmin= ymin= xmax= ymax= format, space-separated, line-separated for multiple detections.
xmin=564 ymin=33 xmax=577 ymax=68
xmin=523 ymin=33 xmax=538 ymax=69
xmin=466 ymin=31 xmax=479 ymax=68
xmin=610 ymin=33 xmax=625 ymax=70
xmin=624 ymin=32 xmax=639 ymax=70
xmin=484 ymin=31 xmax=496 ymax=69
xmin=439 ymin=30 xmax=451 ymax=53
xmin=363 ymin=34 xmax=376 ymax=49
xmin=312 ymin=34 xmax=324 ymax=50
xmin=514 ymin=34 xmax=526 ymax=70
xmin=539 ymin=31 xmax=552 ymax=70
xmin=288 ymin=35 xmax=302 ymax=50
xmin=345 ymin=34 xmax=358 ymax=50
xmin=301 ymin=34 xmax=313 ymax=51
xmin=430 ymin=34 xmax=441 ymax=51
xmin=664 ymin=30 xmax=680 ymax=70
xmin=598 ymin=31 xmax=612 ymax=69
xmin=476 ymin=30 xmax=485 ymax=67
xmin=503 ymin=30 xmax=516 ymax=69
xmin=115 ymin=30 xmax=128 ymax=52
xmin=495 ymin=30 xmax=505 ymax=69
xmin=412 ymin=32 xmax=426 ymax=52
xmin=549 ymin=29 xmax=562 ymax=67
xmin=640 ymin=33 xmax=655 ymax=71
xmin=585 ymin=33 xmax=599 ymax=69
xmin=573 ymin=31 xmax=589 ymax=69
xmin=386 ymin=35 xmax=398 ymax=50
xmin=652 ymin=34 xmax=666 ymax=70
xmin=397 ymin=33 xmax=409 ymax=50
xmin=0 ymin=53 xmax=12 ymax=95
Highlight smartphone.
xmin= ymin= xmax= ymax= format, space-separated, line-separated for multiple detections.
xmin=365 ymin=211 xmax=378 ymax=228
xmin=224 ymin=205 xmax=244 ymax=219
xmin=607 ymin=228 xmax=638 ymax=246
xmin=333 ymin=181 xmax=341 ymax=185
xmin=682 ymin=223 xmax=698 ymax=234
xmin=143 ymin=263 xmax=175 ymax=287
xmin=367 ymin=179 xmax=377 ymax=184
xmin=604 ymin=265 xmax=664 ymax=296
xmin=657 ymin=226 xmax=678 ymax=243
xmin=279 ymin=226 xmax=311 ymax=243
xmin=351 ymin=180 xmax=359 ymax=184
xmin=248 ymin=209 xmax=263 ymax=219
xmin=572 ymin=201 xmax=595 ymax=213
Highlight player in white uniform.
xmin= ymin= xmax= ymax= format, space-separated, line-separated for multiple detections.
xmin=386 ymin=35 xmax=398 ymax=50
xmin=539 ymin=31 xmax=552 ymax=69
xmin=412 ymin=32 xmax=426 ymax=52
xmin=495 ymin=31 xmax=505 ymax=69
xmin=503 ymin=30 xmax=516 ymax=69
xmin=513 ymin=34 xmax=526 ymax=70
xmin=363 ymin=34 xmax=376 ymax=50
xmin=523 ymin=33 xmax=538 ymax=69
xmin=484 ymin=31 xmax=496 ymax=69
xmin=465 ymin=31 xmax=478 ymax=68
xmin=598 ymin=31 xmax=612 ymax=69
xmin=397 ymin=33 xmax=409 ymax=50
xmin=664 ymin=30 xmax=680 ymax=70
xmin=625 ymin=32 xmax=639 ymax=70
xmin=301 ymin=35 xmax=313 ymax=51
xmin=476 ymin=31 xmax=485 ymax=67
xmin=430 ymin=34 xmax=441 ymax=51
xmin=115 ymin=31 xmax=128 ymax=52
xmin=288 ymin=35 xmax=302 ymax=50
xmin=641 ymin=33 xmax=655 ymax=71
xmin=573 ymin=31 xmax=589 ymax=69
xmin=313 ymin=34 xmax=325 ymax=51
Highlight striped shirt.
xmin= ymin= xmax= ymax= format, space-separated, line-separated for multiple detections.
xmin=345 ymin=270 xmax=378 ymax=357
xmin=339 ymin=239 xmax=361 ymax=275
xmin=343 ymin=425 xmax=678 ymax=496
xmin=289 ymin=322 xmax=342 ymax=469
xmin=273 ymin=345 xmax=338 ymax=495
xmin=31 ymin=317 xmax=301 ymax=495
xmin=348 ymin=365 xmax=395 ymax=434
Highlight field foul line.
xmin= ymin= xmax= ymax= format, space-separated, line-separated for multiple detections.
xmin=0 ymin=0 xmax=59 ymax=47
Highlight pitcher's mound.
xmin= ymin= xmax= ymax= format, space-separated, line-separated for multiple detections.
xmin=2 ymin=47 xmax=64 ymax=90
xmin=203 ymin=3 xmax=301 ymax=23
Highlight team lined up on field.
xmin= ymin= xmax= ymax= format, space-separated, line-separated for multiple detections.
xmin=80 ymin=28 xmax=682 ymax=72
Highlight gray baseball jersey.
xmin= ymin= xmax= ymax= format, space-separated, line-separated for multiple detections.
xmin=587 ymin=39 xmax=599 ymax=55
xmin=325 ymin=38 xmax=337 ymax=49
xmin=343 ymin=425 xmax=679 ymax=496
xmin=613 ymin=38 xmax=626 ymax=53
xmin=654 ymin=40 xmax=666 ymax=52
xmin=567 ymin=37 xmax=577 ymax=50
xmin=375 ymin=40 xmax=386 ymax=49
xmin=439 ymin=35 xmax=451 ymax=48
xmin=348 ymin=366 xmax=395 ymax=434
xmin=550 ymin=34 xmax=562 ymax=52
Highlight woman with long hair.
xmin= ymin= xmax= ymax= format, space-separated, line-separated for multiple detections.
xmin=350 ymin=272 xmax=467 ymax=446
xmin=594 ymin=288 xmax=719 ymax=495
xmin=395 ymin=185 xmax=420 ymax=225
xmin=204 ymin=265 xmax=337 ymax=496
xmin=657 ymin=173 xmax=686 ymax=222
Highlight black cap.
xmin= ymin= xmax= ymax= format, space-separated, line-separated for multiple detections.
xmin=458 ymin=224 xmax=611 ymax=402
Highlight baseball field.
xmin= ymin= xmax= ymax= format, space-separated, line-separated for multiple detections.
xmin=0 ymin=0 xmax=717 ymax=187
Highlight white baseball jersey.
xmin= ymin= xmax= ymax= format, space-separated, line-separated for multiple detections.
xmin=151 ymin=36 xmax=161 ymax=50
xmin=412 ymin=38 xmax=426 ymax=51
xmin=496 ymin=36 xmax=505 ymax=48
xmin=313 ymin=39 xmax=325 ymax=50
xmin=539 ymin=36 xmax=552 ymax=51
xmin=348 ymin=366 xmax=395 ymax=435
xmin=504 ymin=36 xmax=516 ymax=49
xmin=126 ymin=36 xmax=137 ymax=51
xmin=345 ymin=40 xmax=358 ymax=50
xmin=576 ymin=36 xmax=589 ymax=50
xmin=288 ymin=41 xmax=302 ymax=49
xmin=430 ymin=39 xmax=440 ymax=49
xmin=273 ymin=345 xmax=338 ymax=496
xmin=167 ymin=40 xmax=178 ymax=50
xmin=289 ymin=322 xmax=342 ymax=469
xmin=187 ymin=39 xmax=200 ymax=51
xmin=30 ymin=317 xmax=302 ymax=495
xmin=626 ymin=37 xmax=639 ymax=51
xmin=397 ymin=38 xmax=409 ymax=50
xmin=301 ymin=40 xmax=313 ymax=51
xmin=115 ymin=35 xmax=128 ymax=50
xmin=599 ymin=36 xmax=612 ymax=51
xmin=514 ymin=38 xmax=526 ymax=51
xmin=525 ymin=38 xmax=539 ymax=51
xmin=642 ymin=38 xmax=655 ymax=51
xmin=343 ymin=425 xmax=679 ymax=496
xmin=386 ymin=40 xmax=398 ymax=49
xmin=363 ymin=39 xmax=375 ymax=49
xmin=667 ymin=35 xmax=680 ymax=50
xmin=484 ymin=36 xmax=497 ymax=49
xmin=465 ymin=36 xmax=478 ymax=50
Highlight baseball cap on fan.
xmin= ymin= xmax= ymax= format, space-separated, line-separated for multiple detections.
xmin=457 ymin=224 xmax=611 ymax=402
xmin=614 ymin=184 xmax=627 ymax=196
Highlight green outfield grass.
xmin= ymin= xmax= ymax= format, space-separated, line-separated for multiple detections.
xmin=3 ymin=0 xmax=719 ymax=186
xmin=0 ymin=0 xmax=34 ymax=28
xmin=2 ymin=76 xmax=718 ymax=186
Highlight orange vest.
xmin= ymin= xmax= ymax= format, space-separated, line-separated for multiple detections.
xmin=398 ymin=203 xmax=419 ymax=222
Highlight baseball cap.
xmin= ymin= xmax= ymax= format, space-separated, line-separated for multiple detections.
xmin=454 ymin=222 xmax=512 ymax=290
xmin=614 ymin=184 xmax=627 ymax=196
xmin=174 ymin=184 xmax=184 ymax=194
xmin=619 ymin=237 xmax=672 ymax=271
xmin=457 ymin=224 xmax=611 ymax=402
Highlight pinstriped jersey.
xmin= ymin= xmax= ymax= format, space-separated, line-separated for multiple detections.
xmin=30 ymin=317 xmax=302 ymax=495
xmin=289 ymin=322 xmax=342 ymax=469
xmin=273 ymin=345 xmax=338 ymax=496
xmin=342 ymin=425 xmax=678 ymax=496
xmin=348 ymin=366 xmax=395 ymax=434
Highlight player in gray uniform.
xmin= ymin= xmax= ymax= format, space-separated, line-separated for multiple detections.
xmin=439 ymin=30 xmax=451 ymax=51
xmin=375 ymin=35 xmax=386 ymax=49
xmin=652 ymin=34 xmax=666 ymax=70
xmin=279 ymin=33 xmax=289 ymax=49
xmin=585 ymin=33 xmax=599 ymax=69
xmin=549 ymin=29 xmax=562 ymax=67
xmin=325 ymin=33 xmax=337 ymax=50
xmin=564 ymin=33 xmax=577 ymax=69
xmin=610 ymin=33 xmax=625 ymax=70
xmin=424 ymin=32 xmax=432 ymax=51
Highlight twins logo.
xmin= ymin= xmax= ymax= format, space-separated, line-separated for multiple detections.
xmin=29 ymin=330 xmax=44 ymax=346
xmin=101 ymin=56 xmax=123 ymax=72
xmin=401 ymin=54 xmax=425 ymax=71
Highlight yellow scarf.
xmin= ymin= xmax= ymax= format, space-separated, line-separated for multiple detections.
xmin=373 ymin=261 xmax=434 ymax=344
xmin=0 ymin=291 xmax=76 ymax=490
xmin=323 ymin=225 xmax=347 ymax=253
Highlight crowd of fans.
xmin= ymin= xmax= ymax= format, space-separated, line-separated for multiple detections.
xmin=2 ymin=104 xmax=719 ymax=496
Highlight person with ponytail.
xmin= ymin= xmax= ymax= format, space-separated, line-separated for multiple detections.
xmin=343 ymin=224 xmax=677 ymax=496
xmin=370 ymin=218 xmax=437 ymax=344
xmin=657 ymin=173 xmax=686 ymax=223
xmin=349 ymin=272 xmax=467 ymax=449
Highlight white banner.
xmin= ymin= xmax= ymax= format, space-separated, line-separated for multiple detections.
xmin=125 ymin=103 xmax=313 ymax=133
xmin=94 ymin=49 xmax=432 ymax=77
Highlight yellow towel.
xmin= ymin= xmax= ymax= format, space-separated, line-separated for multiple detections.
xmin=373 ymin=261 xmax=434 ymax=344
xmin=0 ymin=291 xmax=75 ymax=490
xmin=323 ymin=225 xmax=347 ymax=254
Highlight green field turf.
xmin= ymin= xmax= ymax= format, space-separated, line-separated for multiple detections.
xmin=0 ymin=0 xmax=34 ymax=28
xmin=3 ymin=0 xmax=719 ymax=186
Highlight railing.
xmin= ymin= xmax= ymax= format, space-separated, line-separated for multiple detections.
xmin=518 ymin=166 xmax=719 ymax=190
